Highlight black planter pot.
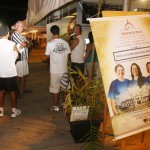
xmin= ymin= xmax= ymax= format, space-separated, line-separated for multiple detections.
xmin=70 ymin=119 xmax=101 ymax=143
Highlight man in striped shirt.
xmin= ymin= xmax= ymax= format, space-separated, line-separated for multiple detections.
xmin=11 ymin=21 xmax=32 ymax=95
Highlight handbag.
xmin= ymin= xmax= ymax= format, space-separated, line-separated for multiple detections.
xmin=60 ymin=72 xmax=71 ymax=91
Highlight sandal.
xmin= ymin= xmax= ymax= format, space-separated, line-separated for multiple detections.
xmin=22 ymin=89 xmax=33 ymax=93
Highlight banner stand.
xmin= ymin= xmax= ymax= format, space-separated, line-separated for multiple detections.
xmin=101 ymin=102 xmax=116 ymax=146
xmin=120 ymin=132 xmax=150 ymax=150
xmin=101 ymin=104 xmax=150 ymax=149
xmin=89 ymin=11 xmax=150 ymax=150
xmin=116 ymin=131 xmax=150 ymax=150
xmin=102 ymin=126 xmax=150 ymax=150
xmin=140 ymin=131 xmax=146 ymax=145
xmin=101 ymin=101 xmax=108 ymax=146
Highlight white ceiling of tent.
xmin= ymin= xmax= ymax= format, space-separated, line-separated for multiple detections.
xmin=27 ymin=0 xmax=74 ymax=26
xmin=27 ymin=0 xmax=124 ymax=26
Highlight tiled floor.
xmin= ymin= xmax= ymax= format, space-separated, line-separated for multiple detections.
xmin=28 ymin=47 xmax=47 ymax=62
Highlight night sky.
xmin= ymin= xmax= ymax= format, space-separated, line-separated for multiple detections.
xmin=0 ymin=0 xmax=28 ymax=28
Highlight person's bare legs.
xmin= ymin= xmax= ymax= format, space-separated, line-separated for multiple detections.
xmin=62 ymin=91 xmax=68 ymax=103
xmin=86 ymin=69 xmax=90 ymax=78
xmin=10 ymin=91 xmax=17 ymax=108
xmin=49 ymin=93 xmax=60 ymax=112
xmin=0 ymin=90 xmax=4 ymax=107
xmin=17 ymin=77 xmax=24 ymax=97
xmin=20 ymin=76 xmax=26 ymax=92
xmin=0 ymin=91 xmax=4 ymax=116
xmin=20 ymin=76 xmax=32 ymax=93
xmin=53 ymin=93 xmax=59 ymax=106
xmin=23 ymin=76 xmax=27 ymax=91
xmin=10 ymin=91 xmax=21 ymax=117
xmin=17 ymin=77 xmax=21 ymax=94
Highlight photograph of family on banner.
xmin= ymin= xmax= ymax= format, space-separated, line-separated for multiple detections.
xmin=89 ymin=13 xmax=150 ymax=140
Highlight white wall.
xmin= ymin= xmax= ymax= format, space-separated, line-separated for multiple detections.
xmin=130 ymin=0 xmax=150 ymax=11
xmin=46 ymin=17 xmax=74 ymax=42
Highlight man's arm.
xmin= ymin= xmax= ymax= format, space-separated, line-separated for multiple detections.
xmin=110 ymin=99 xmax=119 ymax=116
xmin=70 ymin=38 xmax=79 ymax=51
xmin=11 ymin=32 xmax=23 ymax=44
xmin=22 ymin=42 xmax=30 ymax=48
xmin=12 ymin=32 xmax=29 ymax=48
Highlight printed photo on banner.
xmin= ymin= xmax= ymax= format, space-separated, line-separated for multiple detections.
xmin=108 ymin=62 xmax=150 ymax=116
xmin=89 ymin=12 xmax=150 ymax=140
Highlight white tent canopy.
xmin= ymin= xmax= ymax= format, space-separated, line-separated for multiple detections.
xmin=27 ymin=0 xmax=125 ymax=26
xmin=27 ymin=0 xmax=74 ymax=26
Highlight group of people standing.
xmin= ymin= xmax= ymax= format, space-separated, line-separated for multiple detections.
xmin=0 ymin=21 xmax=98 ymax=117
xmin=45 ymin=24 xmax=99 ymax=112
xmin=1 ymin=21 xmax=149 ymax=117
xmin=108 ymin=62 xmax=150 ymax=116
xmin=0 ymin=21 xmax=31 ymax=118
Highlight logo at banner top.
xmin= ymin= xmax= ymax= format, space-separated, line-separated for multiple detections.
xmin=124 ymin=20 xmax=135 ymax=30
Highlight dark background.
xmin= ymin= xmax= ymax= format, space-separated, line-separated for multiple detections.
xmin=0 ymin=0 xmax=28 ymax=28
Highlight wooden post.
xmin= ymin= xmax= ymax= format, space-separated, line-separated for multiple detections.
xmin=141 ymin=131 xmax=145 ymax=143
xmin=97 ymin=0 xmax=102 ymax=18
xmin=101 ymin=101 xmax=108 ymax=146
xmin=120 ymin=132 xmax=150 ymax=150
xmin=89 ymin=45 xmax=95 ymax=79
xmin=89 ymin=0 xmax=102 ymax=79
xmin=121 ymin=139 xmax=127 ymax=150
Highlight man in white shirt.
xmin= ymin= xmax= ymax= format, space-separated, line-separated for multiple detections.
xmin=45 ymin=25 xmax=71 ymax=112
xmin=67 ymin=24 xmax=85 ymax=87
xmin=0 ymin=25 xmax=21 ymax=117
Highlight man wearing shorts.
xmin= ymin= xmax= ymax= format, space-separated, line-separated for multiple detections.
xmin=45 ymin=25 xmax=71 ymax=112
xmin=11 ymin=21 xmax=31 ymax=95
xmin=0 ymin=25 xmax=21 ymax=117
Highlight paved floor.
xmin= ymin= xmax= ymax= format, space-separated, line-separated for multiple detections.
xmin=0 ymin=62 xmax=79 ymax=150
xmin=0 ymin=61 xmax=116 ymax=150
xmin=1 ymin=49 xmax=149 ymax=150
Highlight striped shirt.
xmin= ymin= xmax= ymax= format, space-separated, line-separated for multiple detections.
xmin=11 ymin=31 xmax=29 ymax=60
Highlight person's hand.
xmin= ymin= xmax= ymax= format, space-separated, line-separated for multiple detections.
xmin=19 ymin=45 xmax=24 ymax=49
xmin=65 ymin=35 xmax=71 ymax=42
xmin=21 ymin=42 xmax=26 ymax=47
xmin=16 ymin=43 xmax=24 ymax=53
xmin=13 ymin=45 xmax=18 ymax=51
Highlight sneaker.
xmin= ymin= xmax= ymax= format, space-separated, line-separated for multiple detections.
xmin=49 ymin=106 xmax=60 ymax=112
xmin=61 ymin=103 xmax=67 ymax=109
xmin=11 ymin=109 xmax=21 ymax=118
xmin=0 ymin=110 xmax=4 ymax=117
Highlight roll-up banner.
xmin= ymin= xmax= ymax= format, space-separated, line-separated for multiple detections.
xmin=88 ymin=11 xmax=150 ymax=140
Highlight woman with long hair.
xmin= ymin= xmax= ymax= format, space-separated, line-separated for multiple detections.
xmin=129 ymin=63 xmax=150 ymax=110
xmin=84 ymin=31 xmax=98 ymax=78
xmin=130 ymin=63 xmax=145 ymax=88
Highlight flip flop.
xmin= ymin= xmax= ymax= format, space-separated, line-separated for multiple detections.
xmin=22 ymin=89 xmax=33 ymax=93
